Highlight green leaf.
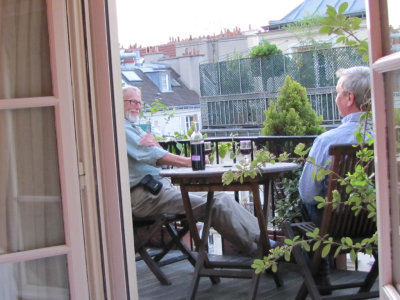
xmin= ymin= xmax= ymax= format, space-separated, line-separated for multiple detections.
xmin=336 ymin=36 xmax=345 ymax=43
xmin=313 ymin=240 xmax=321 ymax=251
xmin=284 ymin=251 xmax=291 ymax=262
xmin=334 ymin=246 xmax=342 ymax=258
xmin=285 ymin=238 xmax=294 ymax=246
xmin=338 ymin=2 xmax=348 ymax=14
xmin=303 ymin=242 xmax=311 ymax=252
xmin=319 ymin=25 xmax=332 ymax=34
xmin=272 ymin=263 xmax=278 ymax=273
xmin=326 ymin=5 xmax=337 ymax=17
xmin=345 ymin=237 xmax=353 ymax=246
xmin=350 ymin=249 xmax=357 ymax=261
xmin=321 ymin=245 xmax=331 ymax=258
xmin=316 ymin=169 xmax=325 ymax=181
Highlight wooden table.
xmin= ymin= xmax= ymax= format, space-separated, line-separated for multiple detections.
xmin=160 ymin=163 xmax=298 ymax=300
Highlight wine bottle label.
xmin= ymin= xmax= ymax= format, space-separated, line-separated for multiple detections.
xmin=192 ymin=155 xmax=201 ymax=161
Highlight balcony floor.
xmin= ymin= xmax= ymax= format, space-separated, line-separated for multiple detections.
xmin=136 ymin=251 xmax=379 ymax=299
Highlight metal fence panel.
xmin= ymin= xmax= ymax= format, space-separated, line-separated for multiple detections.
xmin=200 ymin=47 xmax=367 ymax=128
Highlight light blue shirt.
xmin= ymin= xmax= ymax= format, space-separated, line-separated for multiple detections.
xmin=125 ymin=120 xmax=168 ymax=187
xmin=299 ymin=112 xmax=368 ymax=204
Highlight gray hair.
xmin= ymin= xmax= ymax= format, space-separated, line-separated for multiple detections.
xmin=336 ymin=66 xmax=371 ymax=110
xmin=122 ymin=85 xmax=141 ymax=99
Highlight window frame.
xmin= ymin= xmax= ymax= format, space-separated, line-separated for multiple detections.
xmin=368 ymin=0 xmax=400 ymax=298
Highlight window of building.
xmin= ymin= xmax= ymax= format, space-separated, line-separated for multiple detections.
xmin=186 ymin=115 xmax=194 ymax=131
xmin=160 ymin=71 xmax=171 ymax=92
xmin=122 ymin=70 xmax=142 ymax=82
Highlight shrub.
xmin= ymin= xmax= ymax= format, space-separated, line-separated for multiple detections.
xmin=262 ymin=76 xmax=325 ymax=136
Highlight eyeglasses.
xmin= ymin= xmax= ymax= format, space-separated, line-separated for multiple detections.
xmin=124 ymin=99 xmax=143 ymax=106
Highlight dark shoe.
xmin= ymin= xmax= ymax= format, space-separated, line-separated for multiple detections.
xmin=314 ymin=275 xmax=332 ymax=295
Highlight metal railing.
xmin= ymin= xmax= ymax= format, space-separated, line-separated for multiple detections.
xmin=199 ymin=47 xmax=368 ymax=130
xmin=159 ymin=135 xmax=316 ymax=161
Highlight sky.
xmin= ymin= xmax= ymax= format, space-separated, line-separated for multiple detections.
xmin=116 ymin=0 xmax=304 ymax=48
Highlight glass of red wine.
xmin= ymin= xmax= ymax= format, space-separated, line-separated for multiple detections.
xmin=239 ymin=140 xmax=252 ymax=164
xmin=204 ymin=142 xmax=212 ymax=160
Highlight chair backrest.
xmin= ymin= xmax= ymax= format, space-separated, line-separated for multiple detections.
xmin=319 ymin=144 xmax=376 ymax=239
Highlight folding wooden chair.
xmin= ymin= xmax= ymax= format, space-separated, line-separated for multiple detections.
xmin=133 ymin=213 xmax=196 ymax=285
xmin=284 ymin=144 xmax=379 ymax=299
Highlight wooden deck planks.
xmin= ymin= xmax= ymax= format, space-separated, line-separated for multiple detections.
xmin=136 ymin=251 xmax=379 ymax=300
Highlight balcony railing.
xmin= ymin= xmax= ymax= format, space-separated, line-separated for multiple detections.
xmin=159 ymin=135 xmax=316 ymax=161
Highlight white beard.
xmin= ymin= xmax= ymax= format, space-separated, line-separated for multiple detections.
xmin=125 ymin=111 xmax=139 ymax=123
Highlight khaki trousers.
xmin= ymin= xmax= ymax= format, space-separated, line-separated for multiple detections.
xmin=131 ymin=177 xmax=260 ymax=254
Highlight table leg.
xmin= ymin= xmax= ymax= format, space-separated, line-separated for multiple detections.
xmin=265 ymin=180 xmax=277 ymax=241
xmin=187 ymin=191 xmax=217 ymax=299
xmin=180 ymin=186 xmax=201 ymax=249
xmin=252 ymin=181 xmax=283 ymax=288
xmin=251 ymin=183 xmax=270 ymax=254
xmin=248 ymin=271 xmax=261 ymax=300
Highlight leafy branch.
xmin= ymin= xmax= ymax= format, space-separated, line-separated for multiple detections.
xmin=319 ymin=2 xmax=369 ymax=61
xmin=252 ymin=228 xmax=378 ymax=274
xmin=222 ymin=149 xmax=291 ymax=185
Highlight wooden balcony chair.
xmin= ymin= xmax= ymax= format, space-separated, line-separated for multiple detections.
xmin=283 ymin=144 xmax=379 ymax=299
xmin=132 ymin=213 xmax=196 ymax=285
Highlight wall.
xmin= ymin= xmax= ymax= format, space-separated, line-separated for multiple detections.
xmin=142 ymin=107 xmax=201 ymax=137
xmin=161 ymin=55 xmax=205 ymax=95
xmin=175 ymin=34 xmax=259 ymax=63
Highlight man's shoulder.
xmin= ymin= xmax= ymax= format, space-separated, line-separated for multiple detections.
xmin=313 ymin=124 xmax=357 ymax=150
xmin=315 ymin=126 xmax=342 ymax=142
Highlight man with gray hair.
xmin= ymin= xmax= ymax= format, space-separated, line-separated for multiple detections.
xmin=123 ymin=85 xmax=273 ymax=256
xmin=299 ymin=66 xmax=372 ymax=289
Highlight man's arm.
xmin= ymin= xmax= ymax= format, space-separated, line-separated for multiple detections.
xmin=299 ymin=137 xmax=330 ymax=204
xmin=140 ymin=132 xmax=161 ymax=148
xmin=157 ymin=153 xmax=191 ymax=168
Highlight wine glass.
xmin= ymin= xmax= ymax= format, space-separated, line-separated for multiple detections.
xmin=204 ymin=142 xmax=212 ymax=156
xmin=204 ymin=142 xmax=212 ymax=165
xmin=239 ymin=140 xmax=252 ymax=164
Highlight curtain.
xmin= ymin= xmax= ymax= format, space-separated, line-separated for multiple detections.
xmin=0 ymin=0 xmax=68 ymax=298
xmin=0 ymin=0 xmax=52 ymax=99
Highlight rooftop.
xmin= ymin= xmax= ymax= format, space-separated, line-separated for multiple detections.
xmin=121 ymin=63 xmax=199 ymax=107
xmin=263 ymin=0 xmax=366 ymax=30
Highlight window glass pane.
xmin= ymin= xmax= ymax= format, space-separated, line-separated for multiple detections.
xmin=0 ymin=107 xmax=64 ymax=253
xmin=388 ymin=0 xmax=400 ymax=53
xmin=0 ymin=255 xmax=69 ymax=300
xmin=122 ymin=70 xmax=142 ymax=82
xmin=387 ymin=70 xmax=400 ymax=286
xmin=0 ymin=0 xmax=53 ymax=99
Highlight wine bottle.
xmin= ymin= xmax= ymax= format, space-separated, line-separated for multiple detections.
xmin=190 ymin=116 xmax=205 ymax=170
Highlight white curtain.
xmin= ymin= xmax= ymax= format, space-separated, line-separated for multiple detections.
xmin=0 ymin=0 xmax=52 ymax=99
xmin=0 ymin=0 xmax=68 ymax=299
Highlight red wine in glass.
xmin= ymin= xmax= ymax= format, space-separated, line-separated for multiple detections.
xmin=240 ymin=140 xmax=252 ymax=163
xmin=240 ymin=148 xmax=252 ymax=155
xmin=204 ymin=142 xmax=212 ymax=156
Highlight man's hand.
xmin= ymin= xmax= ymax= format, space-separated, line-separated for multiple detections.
xmin=140 ymin=132 xmax=161 ymax=148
